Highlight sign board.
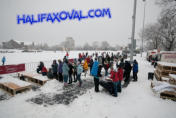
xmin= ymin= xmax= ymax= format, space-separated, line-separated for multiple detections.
xmin=0 ymin=64 xmax=25 ymax=74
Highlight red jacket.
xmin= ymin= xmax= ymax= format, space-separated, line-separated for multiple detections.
xmin=66 ymin=52 xmax=69 ymax=57
xmin=117 ymin=68 xmax=123 ymax=81
xmin=86 ymin=57 xmax=90 ymax=64
xmin=110 ymin=68 xmax=123 ymax=82
xmin=110 ymin=70 xmax=118 ymax=82
xmin=42 ymin=66 xmax=48 ymax=73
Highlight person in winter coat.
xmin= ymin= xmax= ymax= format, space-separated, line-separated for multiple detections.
xmin=133 ymin=60 xmax=138 ymax=81
xmin=47 ymin=68 xmax=54 ymax=79
xmin=37 ymin=61 xmax=44 ymax=73
xmin=51 ymin=60 xmax=58 ymax=79
xmin=91 ymin=58 xmax=100 ymax=92
xmin=66 ymin=52 xmax=69 ymax=58
xmin=104 ymin=60 xmax=109 ymax=76
xmin=89 ymin=57 xmax=94 ymax=74
xmin=62 ymin=60 xmax=69 ymax=86
xmin=58 ymin=60 xmax=63 ymax=82
xmin=124 ymin=61 xmax=132 ymax=84
xmin=41 ymin=66 xmax=48 ymax=76
xmin=73 ymin=62 xmax=77 ymax=82
xmin=1 ymin=56 xmax=6 ymax=66
xmin=83 ymin=60 xmax=88 ymax=77
xmin=77 ymin=62 xmax=83 ymax=87
xmin=110 ymin=68 xmax=119 ymax=97
xmin=117 ymin=64 xmax=123 ymax=93
xmin=68 ymin=62 xmax=74 ymax=84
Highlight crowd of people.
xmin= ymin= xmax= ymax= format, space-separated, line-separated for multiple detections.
xmin=36 ymin=52 xmax=139 ymax=97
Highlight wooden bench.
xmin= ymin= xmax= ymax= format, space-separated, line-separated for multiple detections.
xmin=18 ymin=72 xmax=49 ymax=86
xmin=0 ymin=81 xmax=32 ymax=95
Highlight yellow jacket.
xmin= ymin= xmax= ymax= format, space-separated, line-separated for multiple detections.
xmin=83 ymin=60 xmax=88 ymax=70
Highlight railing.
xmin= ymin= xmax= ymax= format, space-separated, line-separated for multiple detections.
xmin=25 ymin=61 xmax=53 ymax=72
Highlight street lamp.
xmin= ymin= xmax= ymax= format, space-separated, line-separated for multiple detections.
xmin=141 ymin=0 xmax=146 ymax=57
xmin=130 ymin=0 xmax=137 ymax=63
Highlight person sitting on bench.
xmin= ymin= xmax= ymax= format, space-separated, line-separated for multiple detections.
xmin=37 ymin=61 xmax=44 ymax=73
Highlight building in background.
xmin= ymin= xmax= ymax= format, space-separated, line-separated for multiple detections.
xmin=2 ymin=39 xmax=24 ymax=49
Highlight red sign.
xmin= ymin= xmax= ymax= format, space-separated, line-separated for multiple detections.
xmin=68 ymin=59 xmax=75 ymax=63
xmin=0 ymin=64 xmax=25 ymax=74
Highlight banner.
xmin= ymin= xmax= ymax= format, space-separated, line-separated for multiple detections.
xmin=0 ymin=64 xmax=25 ymax=74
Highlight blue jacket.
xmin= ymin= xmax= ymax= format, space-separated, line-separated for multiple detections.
xmin=62 ymin=62 xmax=69 ymax=75
xmin=133 ymin=63 xmax=138 ymax=73
xmin=77 ymin=64 xmax=83 ymax=75
xmin=91 ymin=61 xmax=99 ymax=78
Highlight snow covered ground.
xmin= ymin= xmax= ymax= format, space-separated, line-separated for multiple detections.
xmin=0 ymin=51 xmax=176 ymax=118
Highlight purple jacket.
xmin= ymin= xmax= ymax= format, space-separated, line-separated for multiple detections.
xmin=58 ymin=63 xmax=63 ymax=73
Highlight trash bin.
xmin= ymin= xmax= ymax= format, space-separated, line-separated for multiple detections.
xmin=148 ymin=72 xmax=154 ymax=80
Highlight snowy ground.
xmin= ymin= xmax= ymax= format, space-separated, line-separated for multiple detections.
xmin=0 ymin=51 xmax=176 ymax=118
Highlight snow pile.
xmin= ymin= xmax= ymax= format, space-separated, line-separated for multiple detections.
xmin=152 ymin=81 xmax=176 ymax=93
xmin=169 ymin=74 xmax=176 ymax=80
xmin=161 ymin=77 xmax=170 ymax=81
xmin=157 ymin=61 xmax=176 ymax=67
xmin=32 ymin=75 xmax=49 ymax=81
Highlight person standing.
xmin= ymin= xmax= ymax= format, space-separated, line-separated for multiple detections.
xmin=89 ymin=57 xmax=94 ymax=74
xmin=124 ymin=61 xmax=132 ymax=84
xmin=83 ymin=60 xmax=88 ymax=77
xmin=133 ymin=60 xmax=138 ymax=81
xmin=62 ymin=60 xmax=69 ymax=86
xmin=91 ymin=58 xmax=99 ymax=92
xmin=58 ymin=60 xmax=63 ymax=82
xmin=117 ymin=64 xmax=123 ymax=93
xmin=77 ymin=62 xmax=83 ymax=87
xmin=68 ymin=62 xmax=74 ymax=84
xmin=110 ymin=68 xmax=119 ymax=97
xmin=104 ymin=60 xmax=109 ymax=77
xmin=73 ymin=62 xmax=77 ymax=82
xmin=1 ymin=56 xmax=6 ymax=66
xmin=51 ymin=60 xmax=58 ymax=79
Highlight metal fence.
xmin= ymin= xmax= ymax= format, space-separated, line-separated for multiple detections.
xmin=25 ymin=61 xmax=53 ymax=72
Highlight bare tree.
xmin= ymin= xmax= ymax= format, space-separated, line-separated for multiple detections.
xmin=83 ymin=42 xmax=92 ymax=50
xmin=92 ymin=41 xmax=99 ymax=50
xmin=101 ymin=41 xmax=110 ymax=50
xmin=140 ymin=24 xmax=162 ymax=50
xmin=61 ymin=37 xmax=75 ymax=51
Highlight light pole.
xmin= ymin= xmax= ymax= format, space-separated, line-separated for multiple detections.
xmin=130 ymin=0 xmax=137 ymax=63
xmin=141 ymin=0 xmax=146 ymax=57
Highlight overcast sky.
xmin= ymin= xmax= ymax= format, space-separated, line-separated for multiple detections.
xmin=0 ymin=0 xmax=161 ymax=47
